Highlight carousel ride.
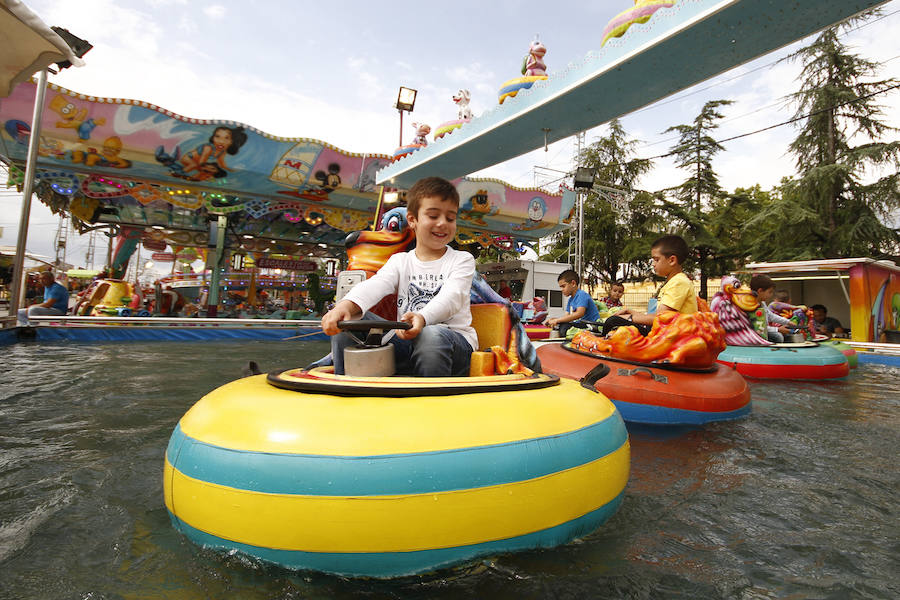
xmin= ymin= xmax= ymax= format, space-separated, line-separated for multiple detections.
xmin=0 ymin=79 xmax=573 ymax=326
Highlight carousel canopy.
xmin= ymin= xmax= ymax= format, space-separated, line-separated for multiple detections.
xmin=0 ymin=0 xmax=84 ymax=98
xmin=0 ymin=81 xmax=575 ymax=256
xmin=376 ymin=0 xmax=890 ymax=188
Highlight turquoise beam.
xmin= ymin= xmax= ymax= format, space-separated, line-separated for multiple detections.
xmin=376 ymin=0 xmax=890 ymax=188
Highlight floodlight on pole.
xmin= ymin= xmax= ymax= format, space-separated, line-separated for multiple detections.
xmin=573 ymin=167 xmax=596 ymax=190
xmin=394 ymin=86 xmax=417 ymax=146
xmin=571 ymin=167 xmax=595 ymax=275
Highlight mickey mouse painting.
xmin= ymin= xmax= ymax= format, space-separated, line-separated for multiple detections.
xmin=314 ymin=163 xmax=341 ymax=192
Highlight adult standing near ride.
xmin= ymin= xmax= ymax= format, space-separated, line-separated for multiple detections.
xmin=16 ymin=271 xmax=69 ymax=325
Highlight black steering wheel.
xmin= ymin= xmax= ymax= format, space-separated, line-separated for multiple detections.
xmin=337 ymin=320 xmax=411 ymax=347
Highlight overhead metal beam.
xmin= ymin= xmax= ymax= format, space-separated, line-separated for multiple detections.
xmin=376 ymin=0 xmax=889 ymax=188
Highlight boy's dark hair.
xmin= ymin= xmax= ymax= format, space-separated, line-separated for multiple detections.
xmin=610 ymin=281 xmax=624 ymax=290
xmin=774 ymin=289 xmax=790 ymax=302
xmin=651 ymin=235 xmax=689 ymax=264
xmin=811 ymin=304 xmax=827 ymax=313
xmin=749 ymin=274 xmax=775 ymax=291
xmin=558 ymin=269 xmax=580 ymax=285
xmin=406 ymin=177 xmax=460 ymax=217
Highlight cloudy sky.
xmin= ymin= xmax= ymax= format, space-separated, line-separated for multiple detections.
xmin=2 ymin=0 xmax=898 ymax=271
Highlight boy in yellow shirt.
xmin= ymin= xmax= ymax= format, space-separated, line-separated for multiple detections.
xmin=600 ymin=235 xmax=697 ymax=336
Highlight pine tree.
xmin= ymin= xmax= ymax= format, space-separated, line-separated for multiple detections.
xmin=661 ymin=99 xmax=733 ymax=298
xmin=751 ymin=17 xmax=900 ymax=259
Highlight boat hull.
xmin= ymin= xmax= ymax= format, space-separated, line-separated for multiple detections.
xmin=164 ymin=372 xmax=629 ymax=577
xmin=716 ymin=343 xmax=849 ymax=379
xmin=537 ymin=343 xmax=751 ymax=425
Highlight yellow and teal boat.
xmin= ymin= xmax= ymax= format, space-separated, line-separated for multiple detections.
xmin=164 ymin=306 xmax=629 ymax=577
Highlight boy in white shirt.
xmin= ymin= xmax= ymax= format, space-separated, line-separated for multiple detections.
xmin=321 ymin=177 xmax=477 ymax=376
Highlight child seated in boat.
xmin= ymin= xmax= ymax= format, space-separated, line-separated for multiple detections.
xmin=321 ymin=176 xmax=477 ymax=376
xmin=600 ymin=235 xmax=697 ymax=337
xmin=546 ymin=270 xmax=601 ymax=337
xmin=750 ymin=274 xmax=796 ymax=343
xmin=598 ymin=281 xmax=625 ymax=313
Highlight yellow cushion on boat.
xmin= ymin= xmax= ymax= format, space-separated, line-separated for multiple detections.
xmin=470 ymin=303 xmax=512 ymax=350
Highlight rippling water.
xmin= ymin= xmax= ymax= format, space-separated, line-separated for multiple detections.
xmin=1 ymin=341 xmax=898 ymax=599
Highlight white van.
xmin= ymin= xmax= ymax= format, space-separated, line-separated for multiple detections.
xmin=476 ymin=260 xmax=573 ymax=320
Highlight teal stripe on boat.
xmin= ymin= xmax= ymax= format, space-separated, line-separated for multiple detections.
xmin=166 ymin=413 xmax=627 ymax=496
xmin=167 ymin=491 xmax=625 ymax=578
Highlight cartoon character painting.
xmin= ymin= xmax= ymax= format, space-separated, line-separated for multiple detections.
xmin=71 ymin=136 xmax=132 ymax=169
xmin=513 ymin=196 xmax=548 ymax=231
xmin=49 ymin=94 xmax=105 ymax=141
xmin=155 ymin=125 xmax=247 ymax=181
xmin=314 ymin=163 xmax=341 ymax=192
xmin=459 ymin=189 xmax=495 ymax=225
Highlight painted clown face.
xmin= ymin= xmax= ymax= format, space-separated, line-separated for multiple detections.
xmin=528 ymin=197 xmax=546 ymax=221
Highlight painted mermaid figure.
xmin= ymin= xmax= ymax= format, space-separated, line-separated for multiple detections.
xmin=156 ymin=125 xmax=247 ymax=181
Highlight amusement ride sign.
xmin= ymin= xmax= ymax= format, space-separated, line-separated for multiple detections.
xmin=257 ymin=257 xmax=317 ymax=272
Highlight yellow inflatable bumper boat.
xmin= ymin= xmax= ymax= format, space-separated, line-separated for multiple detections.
xmin=164 ymin=365 xmax=629 ymax=577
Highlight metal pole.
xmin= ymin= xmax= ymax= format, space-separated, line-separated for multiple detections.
xmin=106 ymin=225 xmax=114 ymax=271
xmin=205 ymin=215 xmax=227 ymax=317
xmin=576 ymin=191 xmax=584 ymax=275
xmin=9 ymin=69 xmax=49 ymax=317
xmin=398 ymin=109 xmax=404 ymax=146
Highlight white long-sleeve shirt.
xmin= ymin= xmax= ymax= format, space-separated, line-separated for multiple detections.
xmin=343 ymin=248 xmax=478 ymax=350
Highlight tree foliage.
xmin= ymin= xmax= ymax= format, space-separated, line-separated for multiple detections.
xmin=747 ymin=19 xmax=900 ymax=259
xmin=659 ymin=99 xmax=736 ymax=297
xmin=540 ymin=120 xmax=658 ymax=286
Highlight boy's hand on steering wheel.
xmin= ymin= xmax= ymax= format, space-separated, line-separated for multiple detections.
xmin=321 ymin=301 xmax=358 ymax=336
xmin=397 ymin=312 xmax=425 ymax=340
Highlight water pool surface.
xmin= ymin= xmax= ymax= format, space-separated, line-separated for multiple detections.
xmin=1 ymin=341 xmax=898 ymax=599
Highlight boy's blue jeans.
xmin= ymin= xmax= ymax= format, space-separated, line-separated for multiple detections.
xmin=330 ymin=312 xmax=473 ymax=376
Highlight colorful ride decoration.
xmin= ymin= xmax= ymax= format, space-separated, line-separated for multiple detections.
xmin=769 ymin=300 xmax=816 ymax=338
xmin=164 ymin=368 xmax=629 ymax=577
xmin=0 ymin=80 xmax=394 ymax=251
xmin=569 ymin=311 xmax=727 ymax=370
xmin=391 ymin=123 xmax=431 ymax=163
xmin=434 ymin=90 xmax=473 ymax=140
xmin=709 ymin=276 xmax=771 ymax=346
xmin=498 ymin=40 xmax=549 ymax=104
xmin=73 ymin=278 xmax=146 ymax=317
xmin=538 ymin=342 xmax=750 ymax=426
xmin=1 ymin=82 xmax=575 ymax=260
xmin=149 ymin=286 xmax=186 ymax=316
xmin=521 ymin=296 xmax=551 ymax=341
xmin=709 ymin=276 xmax=849 ymax=379
xmin=602 ymin=1 xmax=677 ymax=47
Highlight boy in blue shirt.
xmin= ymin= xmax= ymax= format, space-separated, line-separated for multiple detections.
xmin=546 ymin=269 xmax=600 ymax=337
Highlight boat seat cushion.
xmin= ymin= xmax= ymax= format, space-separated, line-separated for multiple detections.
xmin=470 ymin=303 xmax=512 ymax=350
